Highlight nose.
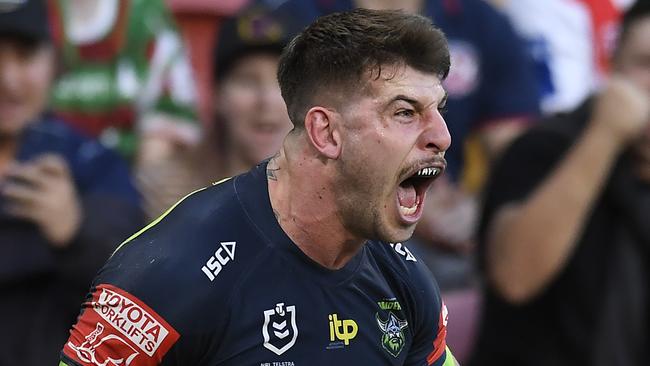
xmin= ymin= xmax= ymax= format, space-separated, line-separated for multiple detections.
xmin=419 ymin=110 xmax=451 ymax=153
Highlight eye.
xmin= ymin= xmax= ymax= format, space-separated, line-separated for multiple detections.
xmin=395 ymin=109 xmax=415 ymax=118
xmin=437 ymin=96 xmax=448 ymax=114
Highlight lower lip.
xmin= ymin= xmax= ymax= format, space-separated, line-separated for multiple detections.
xmin=395 ymin=190 xmax=426 ymax=225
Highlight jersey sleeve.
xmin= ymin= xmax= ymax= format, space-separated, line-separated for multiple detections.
xmin=59 ymin=183 xmax=240 ymax=366
xmin=59 ymin=283 xmax=182 ymax=366
xmin=404 ymin=260 xmax=458 ymax=366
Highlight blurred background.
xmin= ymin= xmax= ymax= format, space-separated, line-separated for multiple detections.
xmin=1 ymin=0 xmax=648 ymax=365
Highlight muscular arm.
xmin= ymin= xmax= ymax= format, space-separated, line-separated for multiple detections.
xmin=487 ymin=121 xmax=622 ymax=303
xmin=486 ymin=78 xmax=650 ymax=303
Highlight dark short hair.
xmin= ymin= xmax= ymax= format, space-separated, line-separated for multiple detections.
xmin=277 ymin=8 xmax=450 ymax=127
xmin=617 ymin=0 xmax=650 ymax=55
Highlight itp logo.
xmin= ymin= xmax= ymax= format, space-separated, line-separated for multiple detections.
xmin=328 ymin=314 xmax=358 ymax=346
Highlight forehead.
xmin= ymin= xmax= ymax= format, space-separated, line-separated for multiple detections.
xmin=362 ymin=64 xmax=445 ymax=103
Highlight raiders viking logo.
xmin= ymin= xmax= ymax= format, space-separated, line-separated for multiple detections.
xmin=376 ymin=311 xmax=409 ymax=357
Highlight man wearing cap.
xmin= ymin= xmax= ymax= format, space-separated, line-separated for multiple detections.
xmin=136 ymin=5 xmax=293 ymax=220
xmin=0 ymin=1 xmax=142 ymax=364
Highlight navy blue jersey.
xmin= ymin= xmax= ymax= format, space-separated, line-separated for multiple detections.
xmin=60 ymin=162 xmax=456 ymax=366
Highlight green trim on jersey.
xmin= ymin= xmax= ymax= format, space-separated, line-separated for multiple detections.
xmin=112 ymin=177 xmax=232 ymax=256
xmin=442 ymin=347 xmax=460 ymax=366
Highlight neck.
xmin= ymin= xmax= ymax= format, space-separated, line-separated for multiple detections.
xmin=268 ymin=140 xmax=365 ymax=269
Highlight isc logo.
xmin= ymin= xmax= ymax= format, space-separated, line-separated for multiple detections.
xmin=201 ymin=241 xmax=236 ymax=281
xmin=328 ymin=314 xmax=358 ymax=346
xmin=389 ymin=242 xmax=417 ymax=262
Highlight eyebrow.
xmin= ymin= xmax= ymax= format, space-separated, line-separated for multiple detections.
xmin=388 ymin=92 xmax=448 ymax=109
xmin=389 ymin=95 xmax=420 ymax=108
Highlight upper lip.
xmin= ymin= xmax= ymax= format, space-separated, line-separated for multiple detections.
xmin=399 ymin=156 xmax=447 ymax=183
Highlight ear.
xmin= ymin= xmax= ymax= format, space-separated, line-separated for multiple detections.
xmin=304 ymin=107 xmax=342 ymax=159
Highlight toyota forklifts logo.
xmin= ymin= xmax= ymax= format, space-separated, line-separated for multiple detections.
xmin=62 ymin=284 xmax=179 ymax=366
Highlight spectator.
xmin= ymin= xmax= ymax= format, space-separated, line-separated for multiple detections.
xmin=272 ymin=0 xmax=540 ymax=290
xmin=492 ymin=0 xmax=630 ymax=114
xmin=0 ymin=1 xmax=143 ymax=364
xmin=471 ymin=1 xmax=650 ymax=364
xmin=137 ymin=4 xmax=293 ymax=220
xmin=48 ymin=0 xmax=199 ymax=163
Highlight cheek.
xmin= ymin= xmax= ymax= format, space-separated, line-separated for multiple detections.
xmin=218 ymin=93 xmax=255 ymax=128
xmin=227 ymin=121 xmax=256 ymax=148
xmin=626 ymin=65 xmax=650 ymax=95
xmin=343 ymin=143 xmax=392 ymax=199
xmin=219 ymin=87 xmax=257 ymax=120
xmin=348 ymin=131 xmax=405 ymax=178
xmin=270 ymin=85 xmax=289 ymax=113
xmin=25 ymin=56 xmax=54 ymax=109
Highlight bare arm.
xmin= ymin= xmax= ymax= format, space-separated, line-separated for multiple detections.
xmin=486 ymin=77 xmax=650 ymax=303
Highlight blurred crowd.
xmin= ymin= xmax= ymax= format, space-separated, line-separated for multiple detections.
xmin=0 ymin=0 xmax=648 ymax=365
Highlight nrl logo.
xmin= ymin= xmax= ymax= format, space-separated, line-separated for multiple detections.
xmin=376 ymin=312 xmax=408 ymax=357
xmin=262 ymin=303 xmax=298 ymax=355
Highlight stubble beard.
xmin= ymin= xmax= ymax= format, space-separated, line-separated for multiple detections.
xmin=334 ymin=157 xmax=414 ymax=244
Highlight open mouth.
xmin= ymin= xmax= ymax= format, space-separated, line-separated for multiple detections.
xmin=396 ymin=165 xmax=443 ymax=222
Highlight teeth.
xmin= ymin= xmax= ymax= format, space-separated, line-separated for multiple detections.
xmin=398 ymin=194 xmax=421 ymax=217
xmin=399 ymin=204 xmax=417 ymax=216
xmin=416 ymin=167 xmax=440 ymax=177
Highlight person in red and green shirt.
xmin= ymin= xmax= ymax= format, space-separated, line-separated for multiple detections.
xmin=49 ymin=0 xmax=199 ymax=162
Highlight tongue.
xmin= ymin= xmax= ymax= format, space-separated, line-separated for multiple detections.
xmin=397 ymin=181 xmax=417 ymax=208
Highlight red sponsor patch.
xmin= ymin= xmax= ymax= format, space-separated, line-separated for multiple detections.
xmin=426 ymin=302 xmax=448 ymax=365
xmin=63 ymin=284 xmax=180 ymax=366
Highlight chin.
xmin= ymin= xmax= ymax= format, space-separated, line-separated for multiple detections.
xmin=377 ymin=224 xmax=416 ymax=244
